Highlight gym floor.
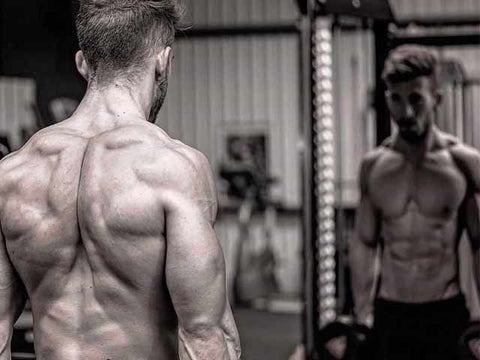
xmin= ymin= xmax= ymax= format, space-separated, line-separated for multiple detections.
xmin=234 ymin=308 xmax=302 ymax=360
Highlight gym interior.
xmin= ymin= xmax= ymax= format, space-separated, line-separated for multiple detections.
xmin=0 ymin=0 xmax=479 ymax=359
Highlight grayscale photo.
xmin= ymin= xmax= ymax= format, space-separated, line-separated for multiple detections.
xmin=0 ymin=0 xmax=478 ymax=359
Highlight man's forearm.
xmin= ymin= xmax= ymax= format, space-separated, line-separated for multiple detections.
xmin=178 ymin=327 xmax=239 ymax=360
xmin=473 ymin=248 xmax=480 ymax=305
xmin=350 ymin=238 xmax=379 ymax=325
xmin=0 ymin=282 xmax=26 ymax=360
xmin=0 ymin=317 xmax=13 ymax=360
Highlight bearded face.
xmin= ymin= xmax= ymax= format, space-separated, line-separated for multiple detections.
xmin=385 ymin=76 xmax=439 ymax=144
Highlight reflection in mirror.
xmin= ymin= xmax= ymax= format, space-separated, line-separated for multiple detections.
xmin=314 ymin=32 xmax=480 ymax=360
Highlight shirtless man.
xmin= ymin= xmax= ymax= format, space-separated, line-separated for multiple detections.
xmin=350 ymin=45 xmax=480 ymax=360
xmin=0 ymin=1 xmax=240 ymax=359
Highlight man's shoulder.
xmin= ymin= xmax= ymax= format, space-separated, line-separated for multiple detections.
xmin=149 ymin=140 xmax=217 ymax=221
xmin=0 ymin=127 xmax=77 ymax=201
xmin=448 ymin=140 xmax=480 ymax=162
xmin=358 ymin=140 xmax=398 ymax=193
xmin=359 ymin=142 xmax=391 ymax=171
xmin=0 ymin=126 xmax=64 ymax=172
xmin=167 ymin=139 xmax=210 ymax=171
xmin=133 ymin=135 xmax=213 ymax=192
xmin=448 ymin=140 xmax=480 ymax=187
xmin=165 ymin=141 xmax=213 ymax=192
xmin=8 ymin=123 xmax=88 ymax=162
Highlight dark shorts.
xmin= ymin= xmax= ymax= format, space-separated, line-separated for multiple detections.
xmin=371 ymin=294 xmax=470 ymax=360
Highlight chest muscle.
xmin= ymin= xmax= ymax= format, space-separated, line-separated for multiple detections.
xmin=369 ymin=151 xmax=467 ymax=219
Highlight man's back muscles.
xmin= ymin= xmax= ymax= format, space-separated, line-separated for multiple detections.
xmin=0 ymin=124 xmax=187 ymax=359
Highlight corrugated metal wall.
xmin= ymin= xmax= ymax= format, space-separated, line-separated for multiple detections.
xmin=439 ymin=46 xmax=480 ymax=149
xmin=333 ymin=29 xmax=375 ymax=206
xmin=158 ymin=0 xmax=302 ymax=208
xmin=181 ymin=0 xmax=298 ymax=26
xmin=391 ymin=0 xmax=480 ymax=19
xmin=160 ymin=35 xmax=301 ymax=207
xmin=0 ymin=77 xmax=36 ymax=150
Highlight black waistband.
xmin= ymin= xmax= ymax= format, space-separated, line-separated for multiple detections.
xmin=375 ymin=293 xmax=466 ymax=315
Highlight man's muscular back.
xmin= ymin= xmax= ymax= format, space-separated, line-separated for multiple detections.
xmin=0 ymin=119 xmax=237 ymax=359
xmin=363 ymin=130 xmax=474 ymax=302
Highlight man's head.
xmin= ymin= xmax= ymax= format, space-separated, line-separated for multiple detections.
xmin=382 ymin=45 xmax=442 ymax=143
xmin=75 ymin=0 xmax=183 ymax=121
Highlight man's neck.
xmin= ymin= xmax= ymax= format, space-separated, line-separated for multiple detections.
xmin=393 ymin=124 xmax=438 ymax=164
xmin=71 ymin=79 xmax=154 ymax=130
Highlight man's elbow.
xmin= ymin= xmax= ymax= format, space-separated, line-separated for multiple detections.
xmin=178 ymin=321 xmax=239 ymax=360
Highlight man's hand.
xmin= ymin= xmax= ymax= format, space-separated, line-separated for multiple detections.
xmin=356 ymin=313 xmax=373 ymax=329
xmin=324 ymin=336 xmax=347 ymax=359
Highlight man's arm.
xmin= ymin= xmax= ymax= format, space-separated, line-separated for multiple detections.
xmin=0 ymin=227 xmax=27 ymax=359
xmin=349 ymin=153 xmax=381 ymax=327
xmin=465 ymin=191 xmax=480 ymax=301
xmin=163 ymin=150 xmax=241 ymax=360
xmin=460 ymin=147 xmax=480 ymax=301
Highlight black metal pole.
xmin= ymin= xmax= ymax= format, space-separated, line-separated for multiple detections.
xmin=176 ymin=23 xmax=300 ymax=39
xmin=374 ymin=21 xmax=391 ymax=145
xmin=391 ymin=33 xmax=480 ymax=47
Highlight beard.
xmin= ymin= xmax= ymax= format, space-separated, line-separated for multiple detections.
xmin=399 ymin=128 xmax=424 ymax=143
xmin=148 ymin=73 xmax=168 ymax=123
xmin=397 ymin=120 xmax=428 ymax=144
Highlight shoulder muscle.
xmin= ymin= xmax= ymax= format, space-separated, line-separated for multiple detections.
xmin=359 ymin=147 xmax=384 ymax=195
xmin=160 ymin=143 xmax=218 ymax=224
xmin=450 ymin=143 xmax=480 ymax=190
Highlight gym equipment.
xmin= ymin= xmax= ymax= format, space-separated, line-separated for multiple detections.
xmin=459 ymin=321 xmax=480 ymax=360
xmin=317 ymin=320 xmax=372 ymax=360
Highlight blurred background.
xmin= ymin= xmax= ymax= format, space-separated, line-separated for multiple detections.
xmin=0 ymin=0 xmax=479 ymax=359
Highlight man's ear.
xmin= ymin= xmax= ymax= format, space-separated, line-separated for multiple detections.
xmin=75 ymin=51 xmax=90 ymax=81
xmin=155 ymin=46 xmax=173 ymax=78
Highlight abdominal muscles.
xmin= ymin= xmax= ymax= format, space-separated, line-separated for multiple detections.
xmin=378 ymin=207 xmax=461 ymax=302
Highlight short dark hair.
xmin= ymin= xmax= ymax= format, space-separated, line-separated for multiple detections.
xmin=76 ymin=0 xmax=183 ymax=83
xmin=382 ymin=45 xmax=440 ymax=89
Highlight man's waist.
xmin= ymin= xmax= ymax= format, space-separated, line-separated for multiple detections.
xmin=375 ymin=292 xmax=466 ymax=314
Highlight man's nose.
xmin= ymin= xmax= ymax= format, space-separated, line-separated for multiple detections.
xmin=405 ymin=104 xmax=415 ymax=119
